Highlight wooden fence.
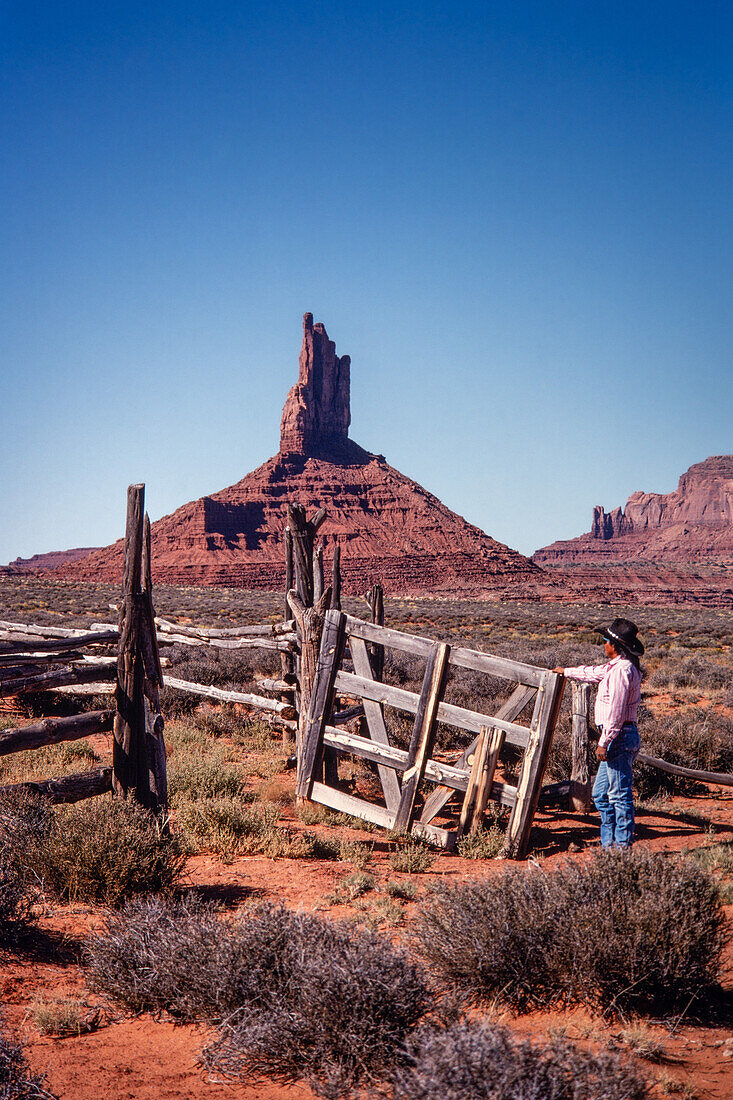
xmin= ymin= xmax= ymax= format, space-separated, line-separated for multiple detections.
xmin=296 ymin=610 xmax=566 ymax=857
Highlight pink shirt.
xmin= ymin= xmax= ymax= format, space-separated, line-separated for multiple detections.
xmin=563 ymin=656 xmax=641 ymax=749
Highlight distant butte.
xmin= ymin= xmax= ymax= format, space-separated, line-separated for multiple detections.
xmin=58 ymin=314 xmax=542 ymax=595
xmin=533 ymin=456 xmax=733 ymax=567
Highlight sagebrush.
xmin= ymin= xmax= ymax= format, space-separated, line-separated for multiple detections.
xmin=413 ymin=848 xmax=725 ymax=1013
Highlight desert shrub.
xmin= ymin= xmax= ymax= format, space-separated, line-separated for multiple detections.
xmin=413 ymin=849 xmax=725 ymax=1014
xmin=202 ymin=903 xmax=430 ymax=1096
xmin=386 ymin=879 xmax=419 ymax=900
xmin=456 ymin=824 xmax=504 ymax=860
xmin=168 ymin=760 xmax=247 ymax=802
xmin=389 ymin=838 xmax=437 ymax=874
xmin=87 ymin=894 xmax=252 ymax=1018
xmin=175 ymin=798 xmax=279 ymax=858
xmin=0 ymin=1027 xmax=56 ymax=1099
xmin=649 ymin=654 xmax=731 ymax=691
xmin=90 ymin=896 xmax=429 ymax=1096
xmin=0 ymin=854 xmax=35 ymax=937
xmin=391 ymin=1020 xmax=649 ymax=1100
xmin=637 ymin=708 xmax=733 ymax=796
xmin=0 ymin=792 xmax=55 ymax=932
xmin=16 ymin=797 xmax=185 ymax=907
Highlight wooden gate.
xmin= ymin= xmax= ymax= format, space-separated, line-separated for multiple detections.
xmin=296 ymin=612 xmax=565 ymax=858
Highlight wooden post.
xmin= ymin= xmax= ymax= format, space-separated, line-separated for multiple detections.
xmin=296 ymin=610 xmax=348 ymax=799
xmin=331 ymin=544 xmax=342 ymax=611
xmin=288 ymin=587 xmax=333 ymax=782
xmin=313 ymin=544 xmax=324 ymax=603
xmin=141 ymin=512 xmax=167 ymax=811
xmin=281 ymin=527 xmax=296 ymax=745
xmin=286 ymin=504 xmax=328 ymax=753
xmin=113 ymin=485 xmax=166 ymax=813
xmin=365 ymin=583 xmax=385 ymax=682
xmin=570 ymin=682 xmax=592 ymax=812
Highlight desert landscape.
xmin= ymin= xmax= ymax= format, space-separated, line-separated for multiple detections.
xmin=4 ymin=7 xmax=731 ymax=1099
xmin=1 ymin=569 xmax=733 ymax=1100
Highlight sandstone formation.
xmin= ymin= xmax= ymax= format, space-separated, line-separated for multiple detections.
xmin=534 ymin=456 xmax=733 ymax=566
xmin=59 ymin=314 xmax=541 ymax=596
xmin=1 ymin=547 xmax=100 ymax=574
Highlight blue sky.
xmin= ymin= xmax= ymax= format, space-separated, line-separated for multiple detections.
xmin=1 ymin=1 xmax=730 ymax=564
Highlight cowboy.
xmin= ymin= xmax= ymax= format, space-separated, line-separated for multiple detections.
xmin=554 ymin=618 xmax=644 ymax=848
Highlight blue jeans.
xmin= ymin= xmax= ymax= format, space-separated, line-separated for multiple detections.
xmin=592 ymin=724 xmax=640 ymax=848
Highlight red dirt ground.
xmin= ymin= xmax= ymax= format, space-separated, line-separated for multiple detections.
xmin=5 ymin=786 xmax=733 ymax=1099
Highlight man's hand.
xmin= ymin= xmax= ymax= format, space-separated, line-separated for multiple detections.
xmin=595 ymin=745 xmax=607 ymax=761
xmin=552 ymin=667 xmax=564 ymax=674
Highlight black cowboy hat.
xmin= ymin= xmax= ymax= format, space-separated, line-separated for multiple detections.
xmin=599 ymin=618 xmax=644 ymax=658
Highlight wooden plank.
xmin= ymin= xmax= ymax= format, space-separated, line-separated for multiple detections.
xmin=162 ymin=677 xmax=296 ymax=716
xmin=334 ymin=670 xmax=531 ymax=748
xmin=309 ymin=781 xmax=455 ymax=849
xmin=310 ymin=781 xmax=395 ymax=829
xmin=0 ymin=710 xmax=114 ymax=756
xmin=471 ymin=725 xmax=505 ymax=832
xmin=321 ymin=725 xmax=517 ymax=806
xmin=505 ymin=671 xmax=566 ymax=859
xmin=295 ymin=610 xmax=347 ymax=798
xmin=392 ymin=641 xmax=450 ymax=833
xmin=458 ymin=725 xmax=489 ymax=837
xmin=349 ymin=636 xmax=401 ymax=811
xmin=420 ymin=683 xmax=535 ymax=824
xmin=344 ymin=615 xmax=545 ymax=687
xmin=0 ymin=767 xmax=113 ymax=804
xmin=570 ymin=682 xmax=592 ymax=812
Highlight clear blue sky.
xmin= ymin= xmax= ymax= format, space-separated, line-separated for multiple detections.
xmin=2 ymin=1 xmax=730 ymax=564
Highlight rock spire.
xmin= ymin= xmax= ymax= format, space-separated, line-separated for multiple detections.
xmin=279 ymin=313 xmax=352 ymax=458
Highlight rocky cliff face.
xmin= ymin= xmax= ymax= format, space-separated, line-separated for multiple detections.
xmin=59 ymin=314 xmax=541 ymax=595
xmin=534 ymin=456 xmax=733 ymax=565
xmin=279 ymin=313 xmax=359 ymax=459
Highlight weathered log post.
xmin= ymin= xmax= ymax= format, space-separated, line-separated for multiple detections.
xmin=287 ymin=587 xmax=333 ymax=789
xmin=365 ymin=583 xmax=385 ymax=682
xmin=570 ymin=682 xmax=592 ymax=812
xmin=280 ymin=527 xmax=296 ymax=745
xmin=286 ymin=504 xmax=328 ymax=752
xmin=287 ymin=504 xmax=326 ymax=606
xmin=313 ymin=544 xmax=325 ymax=603
xmin=113 ymin=484 xmax=167 ymax=812
xmin=331 ymin=543 xmax=342 ymax=611
xmin=141 ymin=513 xmax=167 ymax=809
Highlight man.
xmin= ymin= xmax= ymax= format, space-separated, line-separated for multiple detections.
xmin=554 ymin=618 xmax=644 ymax=848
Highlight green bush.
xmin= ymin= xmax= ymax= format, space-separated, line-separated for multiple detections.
xmin=391 ymin=1021 xmax=649 ymax=1100
xmin=16 ymin=797 xmax=185 ymax=907
xmin=413 ymin=849 xmax=725 ymax=1014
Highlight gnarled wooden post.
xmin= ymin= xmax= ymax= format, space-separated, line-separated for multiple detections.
xmin=113 ymin=484 xmax=167 ymax=813
xmin=280 ymin=527 xmax=296 ymax=745
xmin=287 ymin=586 xmax=332 ymax=788
xmin=365 ymin=583 xmax=385 ymax=682
xmin=331 ymin=543 xmax=342 ymax=611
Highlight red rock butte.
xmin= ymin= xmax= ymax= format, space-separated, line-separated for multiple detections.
xmin=60 ymin=314 xmax=542 ymax=594
xmin=533 ymin=456 xmax=733 ymax=567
